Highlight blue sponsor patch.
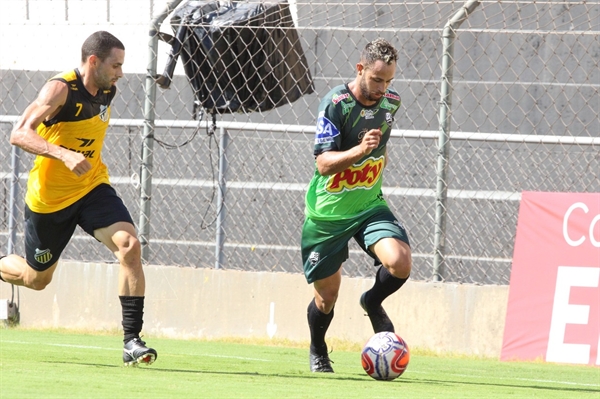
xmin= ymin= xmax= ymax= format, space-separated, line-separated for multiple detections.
xmin=315 ymin=116 xmax=340 ymax=144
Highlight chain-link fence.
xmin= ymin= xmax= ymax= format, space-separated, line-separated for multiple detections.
xmin=1 ymin=0 xmax=598 ymax=285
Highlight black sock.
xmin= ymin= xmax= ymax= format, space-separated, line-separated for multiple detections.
xmin=120 ymin=296 xmax=145 ymax=343
xmin=307 ymin=298 xmax=334 ymax=355
xmin=363 ymin=266 xmax=408 ymax=310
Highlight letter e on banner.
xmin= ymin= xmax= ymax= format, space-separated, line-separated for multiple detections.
xmin=501 ymin=192 xmax=600 ymax=366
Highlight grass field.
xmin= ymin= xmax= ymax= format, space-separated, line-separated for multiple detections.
xmin=0 ymin=328 xmax=598 ymax=399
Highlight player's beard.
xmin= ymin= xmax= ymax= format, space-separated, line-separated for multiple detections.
xmin=359 ymin=78 xmax=383 ymax=103
xmin=94 ymin=70 xmax=115 ymax=91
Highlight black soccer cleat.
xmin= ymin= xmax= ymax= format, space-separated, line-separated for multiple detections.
xmin=123 ymin=337 xmax=157 ymax=366
xmin=360 ymin=292 xmax=395 ymax=333
xmin=309 ymin=351 xmax=334 ymax=373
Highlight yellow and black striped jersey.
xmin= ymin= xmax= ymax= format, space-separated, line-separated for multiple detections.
xmin=25 ymin=69 xmax=115 ymax=213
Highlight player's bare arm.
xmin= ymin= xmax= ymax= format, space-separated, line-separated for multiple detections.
xmin=316 ymin=128 xmax=382 ymax=176
xmin=10 ymin=80 xmax=92 ymax=177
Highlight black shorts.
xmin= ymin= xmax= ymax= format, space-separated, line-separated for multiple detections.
xmin=24 ymin=183 xmax=134 ymax=271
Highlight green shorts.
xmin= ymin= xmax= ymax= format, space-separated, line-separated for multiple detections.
xmin=301 ymin=206 xmax=410 ymax=283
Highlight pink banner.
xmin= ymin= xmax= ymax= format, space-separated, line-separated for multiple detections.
xmin=501 ymin=192 xmax=600 ymax=365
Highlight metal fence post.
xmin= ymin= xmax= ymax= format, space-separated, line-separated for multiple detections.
xmin=215 ymin=126 xmax=228 ymax=270
xmin=434 ymin=0 xmax=480 ymax=281
xmin=139 ymin=0 xmax=183 ymax=262
xmin=7 ymin=145 xmax=20 ymax=254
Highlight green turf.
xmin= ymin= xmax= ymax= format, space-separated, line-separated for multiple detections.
xmin=0 ymin=328 xmax=598 ymax=399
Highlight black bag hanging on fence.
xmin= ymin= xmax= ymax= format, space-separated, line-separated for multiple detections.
xmin=158 ymin=0 xmax=314 ymax=115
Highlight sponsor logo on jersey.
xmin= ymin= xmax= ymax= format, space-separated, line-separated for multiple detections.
xmin=384 ymin=92 xmax=400 ymax=101
xmin=60 ymin=145 xmax=95 ymax=159
xmin=340 ymin=99 xmax=356 ymax=115
xmin=357 ymin=129 xmax=368 ymax=143
xmin=326 ymin=156 xmax=384 ymax=193
xmin=360 ymin=109 xmax=378 ymax=119
xmin=99 ymin=105 xmax=109 ymax=122
xmin=332 ymin=93 xmax=350 ymax=104
xmin=34 ymin=248 xmax=53 ymax=264
xmin=380 ymin=98 xmax=399 ymax=112
xmin=315 ymin=116 xmax=340 ymax=144
xmin=76 ymin=138 xmax=95 ymax=147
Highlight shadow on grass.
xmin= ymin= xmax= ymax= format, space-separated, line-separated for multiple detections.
xmin=44 ymin=360 xmax=373 ymax=382
xmin=43 ymin=360 xmax=600 ymax=395
xmin=412 ymin=377 xmax=600 ymax=395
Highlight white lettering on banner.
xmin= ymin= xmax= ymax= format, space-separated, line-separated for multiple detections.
xmin=563 ymin=202 xmax=600 ymax=248
xmin=546 ymin=266 xmax=600 ymax=364
xmin=591 ymin=214 xmax=600 ymax=248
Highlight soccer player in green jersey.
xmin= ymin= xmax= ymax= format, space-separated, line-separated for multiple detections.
xmin=301 ymin=38 xmax=412 ymax=372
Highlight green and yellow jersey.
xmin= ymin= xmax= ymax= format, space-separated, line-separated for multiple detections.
xmin=305 ymin=84 xmax=401 ymax=220
xmin=25 ymin=69 xmax=115 ymax=213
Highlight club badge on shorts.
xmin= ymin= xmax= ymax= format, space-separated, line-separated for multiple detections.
xmin=34 ymin=248 xmax=53 ymax=264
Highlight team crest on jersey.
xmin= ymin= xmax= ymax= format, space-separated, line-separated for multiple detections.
xmin=386 ymin=113 xmax=394 ymax=126
xmin=34 ymin=248 xmax=53 ymax=264
xmin=315 ymin=116 xmax=340 ymax=144
xmin=99 ymin=105 xmax=109 ymax=122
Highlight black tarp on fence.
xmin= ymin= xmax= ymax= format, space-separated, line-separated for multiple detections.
xmin=158 ymin=0 xmax=314 ymax=115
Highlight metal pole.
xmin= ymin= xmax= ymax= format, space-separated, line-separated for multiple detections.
xmin=139 ymin=0 xmax=184 ymax=262
xmin=215 ymin=127 xmax=228 ymax=270
xmin=434 ymin=0 xmax=480 ymax=281
xmin=7 ymin=145 xmax=20 ymax=254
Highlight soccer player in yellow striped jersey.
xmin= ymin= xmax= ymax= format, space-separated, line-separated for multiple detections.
xmin=0 ymin=31 xmax=157 ymax=366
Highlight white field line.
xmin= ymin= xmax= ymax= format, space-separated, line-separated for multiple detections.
xmin=408 ymin=369 xmax=600 ymax=388
xmin=0 ymin=340 xmax=270 ymax=362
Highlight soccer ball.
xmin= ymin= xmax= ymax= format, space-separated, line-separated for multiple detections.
xmin=361 ymin=331 xmax=410 ymax=381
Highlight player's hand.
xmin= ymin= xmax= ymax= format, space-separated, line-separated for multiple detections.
xmin=62 ymin=150 xmax=92 ymax=177
xmin=360 ymin=129 xmax=382 ymax=155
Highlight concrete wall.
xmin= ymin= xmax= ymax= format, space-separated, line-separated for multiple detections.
xmin=0 ymin=261 xmax=509 ymax=357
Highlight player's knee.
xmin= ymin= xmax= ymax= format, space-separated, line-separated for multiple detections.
xmin=115 ymin=232 xmax=141 ymax=262
xmin=29 ymin=281 xmax=49 ymax=291
xmin=316 ymin=292 xmax=338 ymax=313
xmin=384 ymin=252 xmax=412 ymax=279
xmin=26 ymin=274 xmax=52 ymax=291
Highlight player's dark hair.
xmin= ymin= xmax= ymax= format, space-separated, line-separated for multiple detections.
xmin=81 ymin=31 xmax=124 ymax=63
xmin=362 ymin=38 xmax=398 ymax=67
